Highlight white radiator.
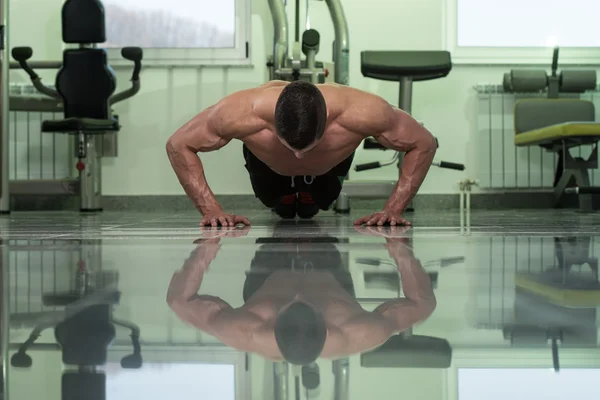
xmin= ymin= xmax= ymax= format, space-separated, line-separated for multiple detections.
xmin=475 ymin=85 xmax=600 ymax=189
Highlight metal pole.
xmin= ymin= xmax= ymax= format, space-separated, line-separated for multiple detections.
xmin=329 ymin=0 xmax=350 ymax=212
xmin=332 ymin=358 xmax=349 ymax=400
xmin=1 ymin=220 xmax=10 ymax=400
xmin=325 ymin=0 xmax=349 ymax=86
xmin=0 ymin=0 xmax=10 ymax=213
xmin=399 ymin=77 xmax=413 ymax=114
xmin=79 ymin=134 xmax=102 ymax=212
xmin=267 ymin=0 xmax=289 ymax=77
xmin=273 ymin=361 xmax=289 ymax=400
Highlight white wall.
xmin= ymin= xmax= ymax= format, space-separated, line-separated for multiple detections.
xmin=8 ymin=0 xmax=561 ymax=197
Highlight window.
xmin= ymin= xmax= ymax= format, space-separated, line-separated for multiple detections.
xmin=459 ymin=368 xmax=600 ymax=400
xmin=445 ymin=0 xmax=600 ymax=64
xmin=107 ymin=346 xmax=250 ymax=400
xmin=106 ymin=363 xmax=236 ymax=400
xmin=102 ymin=0 xmax=251 ymax=66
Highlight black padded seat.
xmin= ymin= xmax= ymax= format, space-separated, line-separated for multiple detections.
xmin=42 ymin=117 xmax=120 ymax=134
xmin=361 ymin=51 xmax=452 ymax=82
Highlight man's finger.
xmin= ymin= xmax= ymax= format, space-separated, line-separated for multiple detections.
xmin=377 ymin=215 xmax=388 ymax=226
xmin=211 ymin=219 xmax=218 ymax=227
xmin=236 ymin=216 xmax=251 ymax=225
xmin=390 ymin=218 xmax=397 ymax=226
xmin=217 ymin=217 xmax=228 ymax=226
xmin=367 ymin=216 xmax=380 ymax=226
xmin=354 ymin=216 xmax=368 ymax=225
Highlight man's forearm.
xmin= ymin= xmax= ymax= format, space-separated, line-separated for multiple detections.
xmin=166 ymin=141 xmax=222 ymax=214
xmin=166 ymin=250 xmax=215 ymax=304
xmin=393 ymin=252 xmax=436 ymax=308
xmin=373 ymin=249 xmax=436 ymax=332
xmin=385 ymin=129 xmax=437 ymax=211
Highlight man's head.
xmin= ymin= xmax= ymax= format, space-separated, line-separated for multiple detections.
xmin=274 ymin=300 xmax=327 ymax=365
xmin=274 ymin=81 xmax=327 ymax=157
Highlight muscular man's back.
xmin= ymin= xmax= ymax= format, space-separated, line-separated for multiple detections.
xmin=228 ymin=82 xmax=382 ymax=176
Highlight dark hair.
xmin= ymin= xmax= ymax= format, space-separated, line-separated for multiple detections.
xmin=274 ymin=81 xmax=327 ymax=151
xmin=274 ymin=301 xmax=327 ymax=365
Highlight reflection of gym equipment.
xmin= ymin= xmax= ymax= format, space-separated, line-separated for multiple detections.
xmin=11 ymin=289 xmax=142 ymax=400
xmin=10 ymin=0 xmax=143 ymax=212
xmin=335 ymin=51 xmax=464 ymax=213
xmin=504 ymin=236 xmax=600 ymax=372
xmin=355 ymin=254 xmax=459 ymax=369
xmin=357 ymin=255 xmax=465 ymax=290
xmin=268 ymin=0 xmax=346 ymax=85
xmin=7 ymin=236 xmax=142 ymax=400
xmin=503 ymin=47 xmax=600 ymax=211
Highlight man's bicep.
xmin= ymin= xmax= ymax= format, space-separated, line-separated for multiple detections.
xmin=374 ymin=107 xmax=431 ymax=152
xmin=168 ymin=106 xmax=228 ymax=153
xmin=341 ymin=313 xmax=394 ymax=354
xmin=374 ymin=298 xmax=435 ymax=332
xmin=169 ymin=295 xmax=232 ymax=331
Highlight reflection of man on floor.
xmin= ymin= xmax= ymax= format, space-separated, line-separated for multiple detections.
xmin=167 ymin=224 xmax=436 ymax=365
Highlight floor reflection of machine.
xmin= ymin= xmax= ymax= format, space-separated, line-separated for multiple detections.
xmin=505 ymin=236 xmax=600 ymax=372
xmin=355 ymin=242 xmax=460 ymax=369
xmin=6 ymin=239 xmax=142 ymax=400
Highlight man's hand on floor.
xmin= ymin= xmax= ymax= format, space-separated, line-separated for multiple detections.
xmin=354 ymin=207 xmax=411 ymax=227
xmin=200 ymin=210 xmax=251 ymax=227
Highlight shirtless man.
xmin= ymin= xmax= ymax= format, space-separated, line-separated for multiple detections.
xmin=166 ymin=80 xmax=437 ymax=226
xmin=166 ymin=226 xmax=436 ymax=365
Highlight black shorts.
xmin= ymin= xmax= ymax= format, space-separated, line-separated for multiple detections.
xmin=243 ymin=145 xmax=354 ymax=210
xmin=242 ymin=239 xmax=355 ymax=303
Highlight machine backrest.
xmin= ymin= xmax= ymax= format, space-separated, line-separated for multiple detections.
xmin=514 ymin=99 xmax=596 ymax=134
xmin=360 ymin=335 xmax=452 ymax=368
xmin=56 ymin=49 xmax=116 ymax=119
xmin=62 ymin=0 xmax=106 ymax=43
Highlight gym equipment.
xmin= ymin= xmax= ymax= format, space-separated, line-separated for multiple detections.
xmin=267 ymin=0 xmax=348 ymax=85
xmin=503 ymin=47 xmax=600 ymax=212
xmin=357 ymin=256 xmax=465 ymax=290
xmin=355 ymin=239 xmax=454 ymax=369
xmin=335 ymin=51 xmax=464 ymax=214
xmin=10 ymin=271 xmax=142 ymax=400
xmin=503 ymin=236 xmax=600 ymax=372
xmin=0 ymin=0 xmax=8 ymax=208
xmin=10 ymin=0 xmax=143 ymax=212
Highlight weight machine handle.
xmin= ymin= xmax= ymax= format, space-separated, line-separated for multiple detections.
xmin=437 ymin=161 xmax=465 ymax=171
xmin=355 ymin=162 xmax=381 ymax=172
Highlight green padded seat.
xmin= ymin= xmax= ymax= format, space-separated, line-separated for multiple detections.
xmin=515 ymin=122 xmax=600 ymax=147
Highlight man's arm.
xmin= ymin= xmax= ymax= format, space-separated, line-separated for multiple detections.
xmin=342 ymin=92 xmax=438 ymax=213
xmin=373 ymin=243 xmax=436 ymax=332
xmin=165 ymin=90 xmax=265 ymax=215
xmin=166 ymin=243 xmax=263 ymax=351
xmin=376 ymin=105 xmax=438 ymax=211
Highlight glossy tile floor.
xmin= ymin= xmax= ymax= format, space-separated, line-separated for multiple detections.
xmin=2 ymin=209 xmax=600 ymax=400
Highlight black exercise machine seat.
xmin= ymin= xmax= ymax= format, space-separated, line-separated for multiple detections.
xmin=361 ymin=51 xmax=452 ymax=82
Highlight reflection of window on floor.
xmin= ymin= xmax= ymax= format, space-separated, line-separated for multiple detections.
xmin=105 ymin=362 xmax=236 ymax=400
xmin=459 ymin=368 xmax=600 ymax=400
xmin=103 ymin=0 xmax=235 ymax=48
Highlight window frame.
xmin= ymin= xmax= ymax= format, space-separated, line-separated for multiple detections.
xmin=443 ymin=0 xmax=600 ymax=65
xmin=107 ymin=345 xmax=251 ymax=400
xmin=103 ymin=0 xmax=252 ymax=67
